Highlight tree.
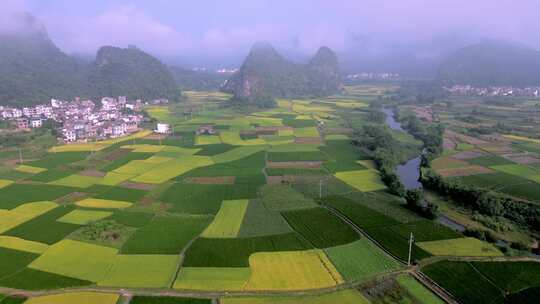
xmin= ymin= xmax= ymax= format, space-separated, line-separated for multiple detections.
xmin=406 ymin=189 xmax=423 ymax=210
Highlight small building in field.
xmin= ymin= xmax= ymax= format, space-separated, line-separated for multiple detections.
xmin=30 ymin=119 xmax=43 ymax=128
xmin=155 ymin=123 xmax=171 ymax=134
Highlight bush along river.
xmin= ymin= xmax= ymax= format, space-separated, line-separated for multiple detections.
xmin=383 ymin=108 xmax=465 ymax=232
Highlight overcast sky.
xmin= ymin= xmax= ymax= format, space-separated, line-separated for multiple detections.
xmin=3 ymin=0 xmax=540 ymax=62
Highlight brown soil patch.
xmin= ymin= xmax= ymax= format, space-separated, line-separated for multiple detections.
xmin=55 ymin=192 xmax=90 ymax=204
xmin=443 ymin=138 xmax=456 ymax=150
xmin=267 ymin=161 xmax=322 ymax=169
xmin=438 ymin=165 xmax=495 ymax=177
xmin=103 ymin=148 xmax=132 ymax=161
xmin=78 ymin=170 xmax=106 ymax=177
xmin=503 ymin=154 xmax=540 ymax=164
xmin=256 ymin=126 xmax=292 ymax=132
xmin=478 ymin=144 xmax=515 ymax=154
xmin=295 ymin=137 xmax=323 ymax=144
xmin=446 ymin=130 xmax=488 ymax=146
xmin=452 ymin=151 xmax=485 ymax=160
xmin=266 ymin=175 xmax=323 ymax=185
xmin=183 ymin=176 xmax=236 ymax=185
xmin=138 ymin=197 xmax=155 ymax=206
xmin=431 ymin=157 xmax=470 ymax=170
xmin=120 ymin=182 xmax=157 ymax=190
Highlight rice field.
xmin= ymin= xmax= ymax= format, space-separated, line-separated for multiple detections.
xmin=201 ymin=200 xmax=249 ymax=238
xmin=56 ymin=210 xmax=113 ymax=225
xmin=174 ymin=267 xmax=251 ymax=291
xmin=24 ymin=292 xmax=119 ymax=304
xmin=98 ymin=254 xmax=179 ymax=288
xmin=29 ymin=240 xmax=118 ymax=282
xmin=221 ymin=290 xmax=369 ymax=304
xmin=75 ymin=198 xmax=133 ymax=209
xmin=0 ymin=201 xmax=58 ymax=233
xmin=0 ymin=236 xmax=49 ymax=254
xmin=244 ymin=250 xmax=342 ymax=291
xmin=417 ymin=237 xmax=503 ymax=257
xmin=334 ymin=170 xmax=387 ymax=192
xmin=325 ymin=239 xmax=401 ymax=282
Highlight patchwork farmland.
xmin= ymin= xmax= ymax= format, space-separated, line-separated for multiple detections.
xmin=1 ymin=86 xmax=539 ymax=304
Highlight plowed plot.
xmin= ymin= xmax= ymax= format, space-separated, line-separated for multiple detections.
xmin=294 ymin=137 xmax=323 ymax=144
xmin=431 ymin=157 xmax=469 ymax=170
xmin=29 ymin=240 xmax=118 ymax=282
xmin=452 ymin=151 xmax=485 ymax=160
xmin=183 ymin=176 xmax=235 ymax=185
xmin=25 ymin=292 xmax=119 ymax=304
xmin=98 ymin=254 xmax=179 ymax=288
xmin=267 ymin=161 xmax=322 ymax=169
xmin=437 ymin=165 xmax=494 ymax=177
xmin=325 ymin=240 xmax=401 ymax=282
xmin=120 ymin=182 xmax=156 ymax=190
xmin=282 ymin=207 xmax=359 ymax=248
xmin=244 ymin=250 xmax=342 ymax=291
xmin=174 ymin=267 xmax=251 ymax=291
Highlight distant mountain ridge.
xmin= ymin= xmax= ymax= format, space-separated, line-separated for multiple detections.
xmin=222 ymin=42 xmax=342 ymax=105
xmin=437 ymin=41 xmax=540 ymax=86
xmin=0 ymin=13 xmax=180 ymax=106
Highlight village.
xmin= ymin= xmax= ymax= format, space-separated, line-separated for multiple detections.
xmin=0 ymin=97 xmax=169 ymax=143
xmin=444 ymin=85 xmax=540 ymax=97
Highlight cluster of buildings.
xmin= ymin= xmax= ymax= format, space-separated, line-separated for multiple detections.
xmin=0 ymin=97 xmax=149 ymax=143
xmin=346 ymin=72 xmax=401 ymax=81
xmin=444 ymin=85 xmax=540 ymax=97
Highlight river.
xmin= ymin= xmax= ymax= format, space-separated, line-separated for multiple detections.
xmin=382 ymin=108 xmax=422 ymax=190
xmin=383 ymin=108 xmax=466 ymax=232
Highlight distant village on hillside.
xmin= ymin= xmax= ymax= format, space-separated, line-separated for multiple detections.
xmin=0 ymin=97 xmax=170 ymax=143
xmin=444 ymin=85 xmax=540 ymax=97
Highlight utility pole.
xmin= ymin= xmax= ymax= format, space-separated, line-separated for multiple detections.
xmin=319 ymin=179 xmax=323 ymax=199
xmin=18 ymin=148 xmax=23 ymax=164
xmin=408 ymin=232 xmax=414 ymax=266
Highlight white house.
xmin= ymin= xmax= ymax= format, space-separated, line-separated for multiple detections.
xmin=155 ymin=123 xmax=171 ymax=134
xmin=30 ymin=119 xmax=42 ymax=128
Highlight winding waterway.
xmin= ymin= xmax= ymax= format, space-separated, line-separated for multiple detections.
xmin=383 ymin=108 xmax=465 ymax=231
xmin=382 ymin=108 xmax=422 ymax=190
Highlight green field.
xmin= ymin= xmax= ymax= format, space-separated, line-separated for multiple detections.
xmin=396 ymin=274 xmax=445 ymax=304
xmin=121 ymin=215 xmax=211 ymax=254
xmin=57 ymin=209 xmax=113 ymax=225
xmin=24 ymin=292 xmax=119 ymax=304
xmin=174 ymin=267 xmax=251 ymax=291
xmin=325 ymin=239 xmax=401 ymax=282
xmin=130 ymin=296 xmax=211 ymax=304
xmin=183 ymin=233 xmax=311 ymax=267
xmin=417 ymin=237 xmax=502 ymax=257
xmin=222 ymin=289 xmax=369 ymax=304
xmin=282 ymin=207 xmax=359 ymax=248
xmin=98 ymin=254 xmax=179 ymax=288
